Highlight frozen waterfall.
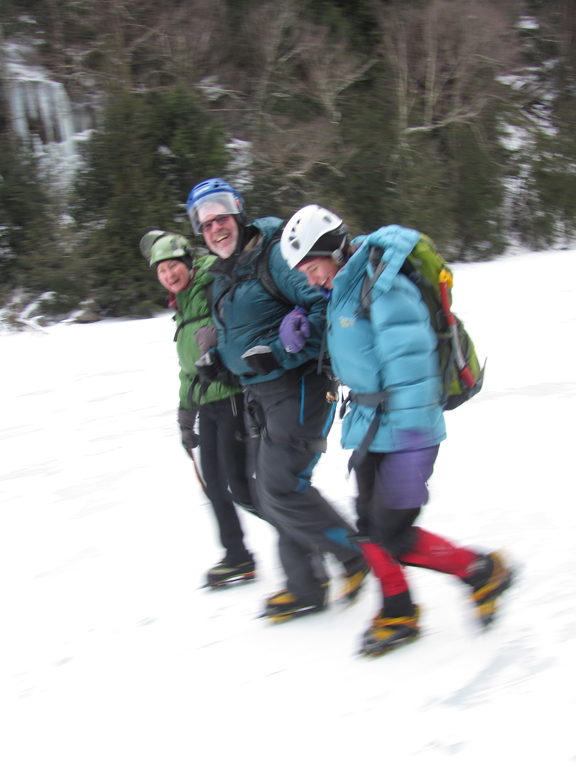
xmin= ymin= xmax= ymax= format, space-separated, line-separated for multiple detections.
xmin=8 ymin=77 xmax=76 ymax=152
xmin=4 ymin=40 xmax=90 ymax=186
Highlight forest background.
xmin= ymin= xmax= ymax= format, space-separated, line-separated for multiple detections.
xmin=1 ymin=0 xmax=575 ymax=322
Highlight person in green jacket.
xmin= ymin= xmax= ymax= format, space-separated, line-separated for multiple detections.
xmin=140 ymin=230 xmax=257 ymax=588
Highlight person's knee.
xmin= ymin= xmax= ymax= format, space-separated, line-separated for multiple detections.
xmin=258 ymin=470 xmax=295 ymax=498
xmin=374 ymin=507 xmax=420 ymax=556
xmin=257 ymin=445 xmax=309 ymax=497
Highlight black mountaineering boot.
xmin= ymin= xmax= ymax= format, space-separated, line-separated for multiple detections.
xmin=463 ymin=551 xmax=514 ymax=627
xmin=261 ymin=586 xmax=328 ymax=623
xmin=359 ymin=607 xmax=420 ymax=657
xmin=205 ymin=556 xmax=256 ymax=588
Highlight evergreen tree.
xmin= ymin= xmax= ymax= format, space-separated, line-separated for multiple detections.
xmin=4 ymin=0 xmax=576 ymax=324
xmin=442 ymin=110 xmax=508 ymax=260
xmin=0 ymin=137 xmax=84 ymax=311
xmin=73 ymin=87 xmax=229 ymax=316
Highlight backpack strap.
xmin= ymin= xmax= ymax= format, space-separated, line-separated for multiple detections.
xmin=173 ymin=312 xmax=211 ymax=342
xmin=217 ymin=227 xmax=291 ymax=308
xmin=358 ymin=250 xmax=385 ymax=318
xmin=340 ymin=390 xmax=389 ymax=473
xmin=360 ymin=245 xmax=437 ymax=320
xmin=256 ymin=228 xmax=292 ymax=306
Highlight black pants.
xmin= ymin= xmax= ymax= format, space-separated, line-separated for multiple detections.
xmin=354 ymin=446 xmax=438 ymax=555
xmin=198 ymin=394 xmax=256 ymax=563
xmin=245 ymin=368 xmax=362 ymax=603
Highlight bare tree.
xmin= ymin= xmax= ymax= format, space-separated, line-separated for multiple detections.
xmin=376 ymin=0 xmax=519 ymax=144
xmin=297 ymin=25 xmax=376 ymax=124
xmin=144 ymin=0 xmax=231 ymax=88
xmin=231 ymin=2 xmax=376 ymax=179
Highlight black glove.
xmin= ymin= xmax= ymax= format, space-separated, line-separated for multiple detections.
xmin=241 ymin=345 xmax=278 ymax=376
xmin=196 ymin=348 xmax=240 ymax=389
xmin=195 ymin=349 xmax=221 ymax=386
xmin=177 ymin=407 xmax=199 ymax=454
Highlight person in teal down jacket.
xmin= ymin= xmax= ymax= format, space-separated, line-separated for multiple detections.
xmin=140 ymin=230 xmax=258 ymax=588
xmin=279 ymin=205 xmax=515 ymax=657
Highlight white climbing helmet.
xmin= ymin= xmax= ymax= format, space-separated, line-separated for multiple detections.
xmin=280 ymin=205 xmax=348 ymax=269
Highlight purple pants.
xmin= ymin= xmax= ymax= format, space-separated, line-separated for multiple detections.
xmin=375 ymin=445 xmax=439 ymax=508
xmin=354 ymin=445 xmax=439 ymax=546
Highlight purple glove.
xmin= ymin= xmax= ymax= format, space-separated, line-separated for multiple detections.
xmin=279 ymin=307 xmax=310 ymax=353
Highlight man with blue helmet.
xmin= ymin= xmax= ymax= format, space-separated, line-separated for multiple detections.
xmin=186 ymin=179 xmax=368 ymax=622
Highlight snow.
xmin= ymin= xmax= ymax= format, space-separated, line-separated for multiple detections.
xmin=2 ymin=247 xmax=576 ymax=766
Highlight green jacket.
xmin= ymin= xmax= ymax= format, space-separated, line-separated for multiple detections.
xmin=174 ymin=253 xmax=242 ymax=410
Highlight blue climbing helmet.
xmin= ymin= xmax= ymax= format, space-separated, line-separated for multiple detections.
xmin=186 ymin=178 xmax=246 ymax=235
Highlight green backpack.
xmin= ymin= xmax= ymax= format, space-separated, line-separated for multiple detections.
xmin=360 ymin=234 xmax=485 ymax=411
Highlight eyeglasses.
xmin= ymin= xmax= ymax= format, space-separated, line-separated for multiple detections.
xmin=198 ymin=214 xmax=233 ymax=234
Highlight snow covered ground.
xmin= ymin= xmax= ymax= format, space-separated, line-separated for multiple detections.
xmin=1 ymin=247 xmax=576 ymax=767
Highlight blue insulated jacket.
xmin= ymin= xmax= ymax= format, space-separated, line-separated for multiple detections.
xmin=327 ymin=228 xmax=446 ymax=453
xmin=210 ymin=217 xmax=329 ymax=385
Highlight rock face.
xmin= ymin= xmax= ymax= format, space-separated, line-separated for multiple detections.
xmin=73 ymin=307 xmax=102 ymax=324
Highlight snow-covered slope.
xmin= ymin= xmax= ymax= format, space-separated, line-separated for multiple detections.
xmin=1 ymin=248 xmax=575 ymax=766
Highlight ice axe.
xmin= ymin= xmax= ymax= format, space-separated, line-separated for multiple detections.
xmin=438 ymin=268 xmax=476 ymax=389
xmin=189 ymin=446 xmax=208 ymax=496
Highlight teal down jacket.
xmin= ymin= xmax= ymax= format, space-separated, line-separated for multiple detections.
xmin=327 ymin=226 xmax=447 ymax=453
xmin=210 ymin=217 xmax=329 ymax=385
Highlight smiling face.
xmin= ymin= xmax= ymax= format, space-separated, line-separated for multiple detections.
xmin=297 ymin=256 xmax=339 ymax=291
xmin=198 ymin=202 xmax=240 ymax=259
xmin=156 ymin=259 xmax=191 ymax=294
